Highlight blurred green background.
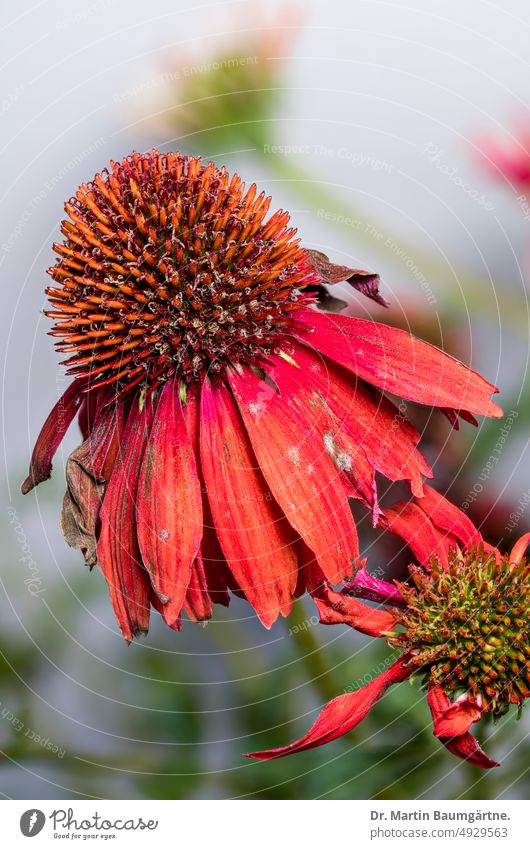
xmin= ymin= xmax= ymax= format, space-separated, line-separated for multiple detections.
xmin=1 ymin=0 xmax=529 ymax=799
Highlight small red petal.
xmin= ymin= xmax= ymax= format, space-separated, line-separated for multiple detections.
xmin=509 ymin=532 xmax=530 ymax=565
xmin=22 ymin=378 xmax=87 ymax=493
xmin=382 ymin=501 xmax=451 ymax=569
xmin=418 ymin=485 xmax=482 ymax=552
xmin=247 ymin=654 xmax=412 ymax=759
xmin=432 ymin=696 xmax=482 ymax=738
xmin=441 ymin=733 xmax=500 ymax=769
xmin=183 ymin=554 xmax=213 ymax=622
xmin=427 ymin=684 xmax=499 ymax=769
xmin=312 ymin=585 xmax=396 ymax=636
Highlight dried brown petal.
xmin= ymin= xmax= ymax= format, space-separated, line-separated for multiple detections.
xmin=307 ymin=249 xmax=388 ymax=307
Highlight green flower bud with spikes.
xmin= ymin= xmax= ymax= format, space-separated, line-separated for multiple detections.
xmin=388 ymin=546 xmax=530 ymax=718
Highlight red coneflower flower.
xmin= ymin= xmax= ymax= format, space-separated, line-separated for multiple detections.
xmin=23 ymin=150 xmax=502 ymax=640
xmin=248 ymin=488 xmax=530 ymax=768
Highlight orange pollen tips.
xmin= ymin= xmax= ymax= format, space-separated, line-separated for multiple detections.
xmin=46 ymin=150 xmax=318 ymax=392
xmin=389 ymin=548 xmax=530 ymax=718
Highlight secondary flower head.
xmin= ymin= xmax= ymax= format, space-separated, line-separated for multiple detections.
xmin=142 ymin=4 xmax=301 ymax=150
xmin=391 ymin=546 xmax=530 ymax=719
xmin=23 ymin=149 xmax=501 ymax=641
xmin=477 ymin=123 xmax=530 ymax=188
xmin=249 ymin=490 xmax=529 ymax=769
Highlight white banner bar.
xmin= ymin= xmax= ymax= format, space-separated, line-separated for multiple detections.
xmin=1 ymin=799 xmax=526 ymax=847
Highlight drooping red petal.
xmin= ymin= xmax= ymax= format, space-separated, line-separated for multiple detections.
xmin=247 ymin=654 xmax=413 ymax=759
xmin=279 ymin=343 xmax=431 ymax=499
xmin=77 ymin=389 xmax=104 ymax=440
xmin=183 ymin=554 xmax=213 ymax=622
xmin=83 ymin=397 xmax=126 ymax=482
xmin=312 ymin=585 xmax=396 ymax=636
xmin=296 ymin=540 xmax=328 ymax=597
xmin=418 ymin=485 xmax=483 ymax=552
xmin=294 ymin=308 xmax=502 ymax=418
xmin=179 ymin=383 xmax=233 ymax=609
xmin=441 ymin=733 xmax=500 ymax=769
xmin=431 ymin=694 xmax=483 ymax=738
xmin=151 ymin=590 xmax=182 ymax=631
xmin=22 ymin=378 xmax=87 ymax=494
xmin=136 ymin=379 xmax=203 ymax=622
xmin=200 ymin=377 xmax=298 ymax=628
xmin=228 ymin=364 xmax=360 ymax=585
xmin=265 ymin=348 xmax=378 ymax=510
xmin=509 ymin=532 xmax=530 ymax=565
xmin=97 ymin=396 xmax=153 ymax=641
xmin=382 ymin=501 xmax=452 ymax=568
xmin=427 ymin=684 xmax=499 ymax=769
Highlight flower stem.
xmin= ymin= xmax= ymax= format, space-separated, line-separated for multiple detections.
xmin=287 ymin=598 xmax=338 ymax=703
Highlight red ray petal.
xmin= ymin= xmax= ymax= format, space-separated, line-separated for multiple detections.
xmin=228 ymin=363 xmax=360 ymax=585
xmin=427 ymin=685 xmax=499 ymax=769
xmin=509 ymin=532 xmax=530 ymax=565
xmin=382 ymin=501 xmax=452 ymax=568
xmin=136 ymin=379 xmax=202 ymax=622
xmin=78 ymin=389 xmax=105 ymax=440
xmin=76 ymin=396 xmax=126 ymax=482
xmin=247 ymin=654 xmax=413 ymax=759
xmin=431 ymin=694 xmax=483 ymax=738
xmin=97 ymin=397 xmax=153 ymax=641
xmin=279 ymin=343 xmax=431 ymax=498
xmin=151 ymin=590 xmax=182 ymax=631
xmin=22 ymin=377 xmax=87 ymax=494
xmin=294 ymin=309 xmax=502 ymax=418
xmin=179 ymin=383 xmax=234 ymax=609
xmin=183 ymin=554 xmax=213 ymax=622
xmin=441 ymin=734 xmax=500 ymax=769
xmin=312 ymin=585 xmax=396 ymax=636
xmin=296 ymin=540 xmax=328 ymax=597
xmin=200 ymin=377 xmax=298 ymax=628
xmin=418 ymin=485 xmax=482 ymax=551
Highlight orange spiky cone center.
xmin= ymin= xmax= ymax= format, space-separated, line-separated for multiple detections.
xmin=46 ymin=150 xmax=317 ymax=393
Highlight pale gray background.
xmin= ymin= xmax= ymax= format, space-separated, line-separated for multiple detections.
xmin=1 ymin=0 xmax=530 ymax=798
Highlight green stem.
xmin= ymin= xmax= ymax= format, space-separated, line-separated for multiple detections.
xmin=287 ymin=598 xmax=338 ymax=703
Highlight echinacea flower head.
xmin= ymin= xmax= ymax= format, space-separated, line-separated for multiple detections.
xmin=249 ymin=491 xmax=529 ymax=769
xmin=23 ymin=149 xmax=501 ymax=641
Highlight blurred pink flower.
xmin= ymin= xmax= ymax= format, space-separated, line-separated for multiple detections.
xmin=477 ymin=124 xmax=530 ymax=187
